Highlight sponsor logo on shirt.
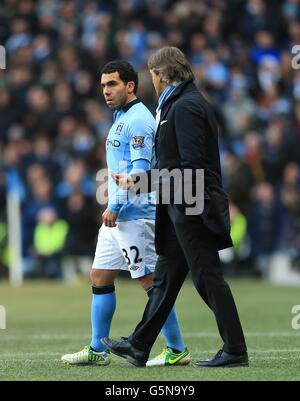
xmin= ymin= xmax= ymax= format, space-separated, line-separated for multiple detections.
xmin=106 ymin=139 xmax=121 ymax=148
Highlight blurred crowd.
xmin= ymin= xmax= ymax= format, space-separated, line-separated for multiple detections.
xmin=1 ymin=0 xmax=300 ymax=280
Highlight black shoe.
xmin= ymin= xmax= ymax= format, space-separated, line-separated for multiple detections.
xmin=194 ymin=350 xmax=249 ymax=368
xmin=101 ymin=337 xmax=148 ymax=367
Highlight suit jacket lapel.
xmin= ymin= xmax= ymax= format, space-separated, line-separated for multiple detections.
xmin=154 ymin=80 xmax=196 ymax=155
xmin=155 ymin=102 xmax=172 ymax=156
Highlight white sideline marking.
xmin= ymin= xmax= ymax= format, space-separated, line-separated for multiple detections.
xmin=251 ymin=357 xmax=299 ymax=360
xmin=0 ymin=359 xmax=61 ymax=363
xmin=1 ymin=332 xmax=299 ymax=341
xmin=0 ymin=352 xmax=61 ymax=357
xmin=192 ymin=349 xmax=300 ymax=353
xmin=0 ymin=356 xmax=299 ymax=363
xmin=185 ymin=332 xmax=300 ymax=338
xmin=1 ymin=349 xmax=300 ymax=359
xmin=1 ymin=333 xmax=90 ymax=339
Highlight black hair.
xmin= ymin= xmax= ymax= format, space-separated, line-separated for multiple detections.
xmin=101 ymin=60 xmax=138 ymax=94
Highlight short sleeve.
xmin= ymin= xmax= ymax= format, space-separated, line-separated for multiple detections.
xmin=127 ymin=117 xmax=155 ymax=164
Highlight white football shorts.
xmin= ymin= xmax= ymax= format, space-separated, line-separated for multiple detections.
xmin=92 ymin=219 xmax=157 ymax=279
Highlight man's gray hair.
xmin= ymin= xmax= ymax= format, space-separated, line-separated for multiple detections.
xmin=148 ymin=47 xmax=194 ymax=85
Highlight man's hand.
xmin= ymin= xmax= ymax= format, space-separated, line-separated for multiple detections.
xmin=111 ymin=173 xmax=134 ymax=189
xmin=102 ymin=208 xmax=117 ymax=227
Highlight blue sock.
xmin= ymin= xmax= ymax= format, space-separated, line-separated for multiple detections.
xmin=161 ymin=305 xmax=186 ymax=353
xmin=90 ymin=285 xmax=116 ymax=352
xmin=147 ymin=288 xmax=185 ymax=353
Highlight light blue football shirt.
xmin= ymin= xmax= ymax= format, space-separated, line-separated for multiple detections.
xmin=106 ymin=99 xmax=156 ymax=221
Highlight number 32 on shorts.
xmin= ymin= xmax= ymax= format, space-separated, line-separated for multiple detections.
xmin=122 ymin=246 xmax=142 ymax=269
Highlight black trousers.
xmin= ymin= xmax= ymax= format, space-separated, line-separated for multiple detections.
xmin=129 ymin=211 xmax=247 ymax=356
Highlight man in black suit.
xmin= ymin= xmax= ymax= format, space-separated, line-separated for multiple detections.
xmin=103 ymin=47 xmax=248 ymax=368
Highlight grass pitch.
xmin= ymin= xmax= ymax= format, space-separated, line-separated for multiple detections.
xmin=0 ymin=278 xmax=300 ymax=381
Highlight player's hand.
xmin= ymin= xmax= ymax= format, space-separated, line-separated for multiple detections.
xmin=102 ymin=208 xmax=117 ymax=227
xmin=111 ymin=173 xmax=134 ymax=189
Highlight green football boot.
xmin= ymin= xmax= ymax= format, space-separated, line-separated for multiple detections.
xmin=61 ymin=345 xmax=110 ymax=366
xmin=146 ymin=347 xmax=191 ymax=367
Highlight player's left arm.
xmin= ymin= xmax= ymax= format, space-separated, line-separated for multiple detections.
xmin=111 ymin=117 xmax=154 ymax=190
xmin=128 ymin=116 xmax=154 ymax=168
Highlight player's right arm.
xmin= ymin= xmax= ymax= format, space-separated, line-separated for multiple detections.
xmin=102 ymin=208 xmax=117 ymax=227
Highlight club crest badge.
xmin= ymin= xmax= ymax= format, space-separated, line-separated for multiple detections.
xmin=115 ymin=123 xmax=124 ymax=135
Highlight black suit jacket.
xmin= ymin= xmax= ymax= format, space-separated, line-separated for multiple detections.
xmin=136 ymin=80 xmax=233 ymax=253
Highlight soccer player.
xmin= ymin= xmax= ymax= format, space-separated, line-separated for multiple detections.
xmin=104 ymin=48 xmax=247 ymax=369
xmin=61 ymin=61 xmax=190 ymax=367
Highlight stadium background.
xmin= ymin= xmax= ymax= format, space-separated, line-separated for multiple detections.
xmin=0 ymin=0 xmax=300 ymax=382
xmin=0 ymin=0 xmax=300 ymax=282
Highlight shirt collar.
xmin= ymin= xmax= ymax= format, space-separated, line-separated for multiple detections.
xmin=121 ymin=98 xmax=141 ymax=113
